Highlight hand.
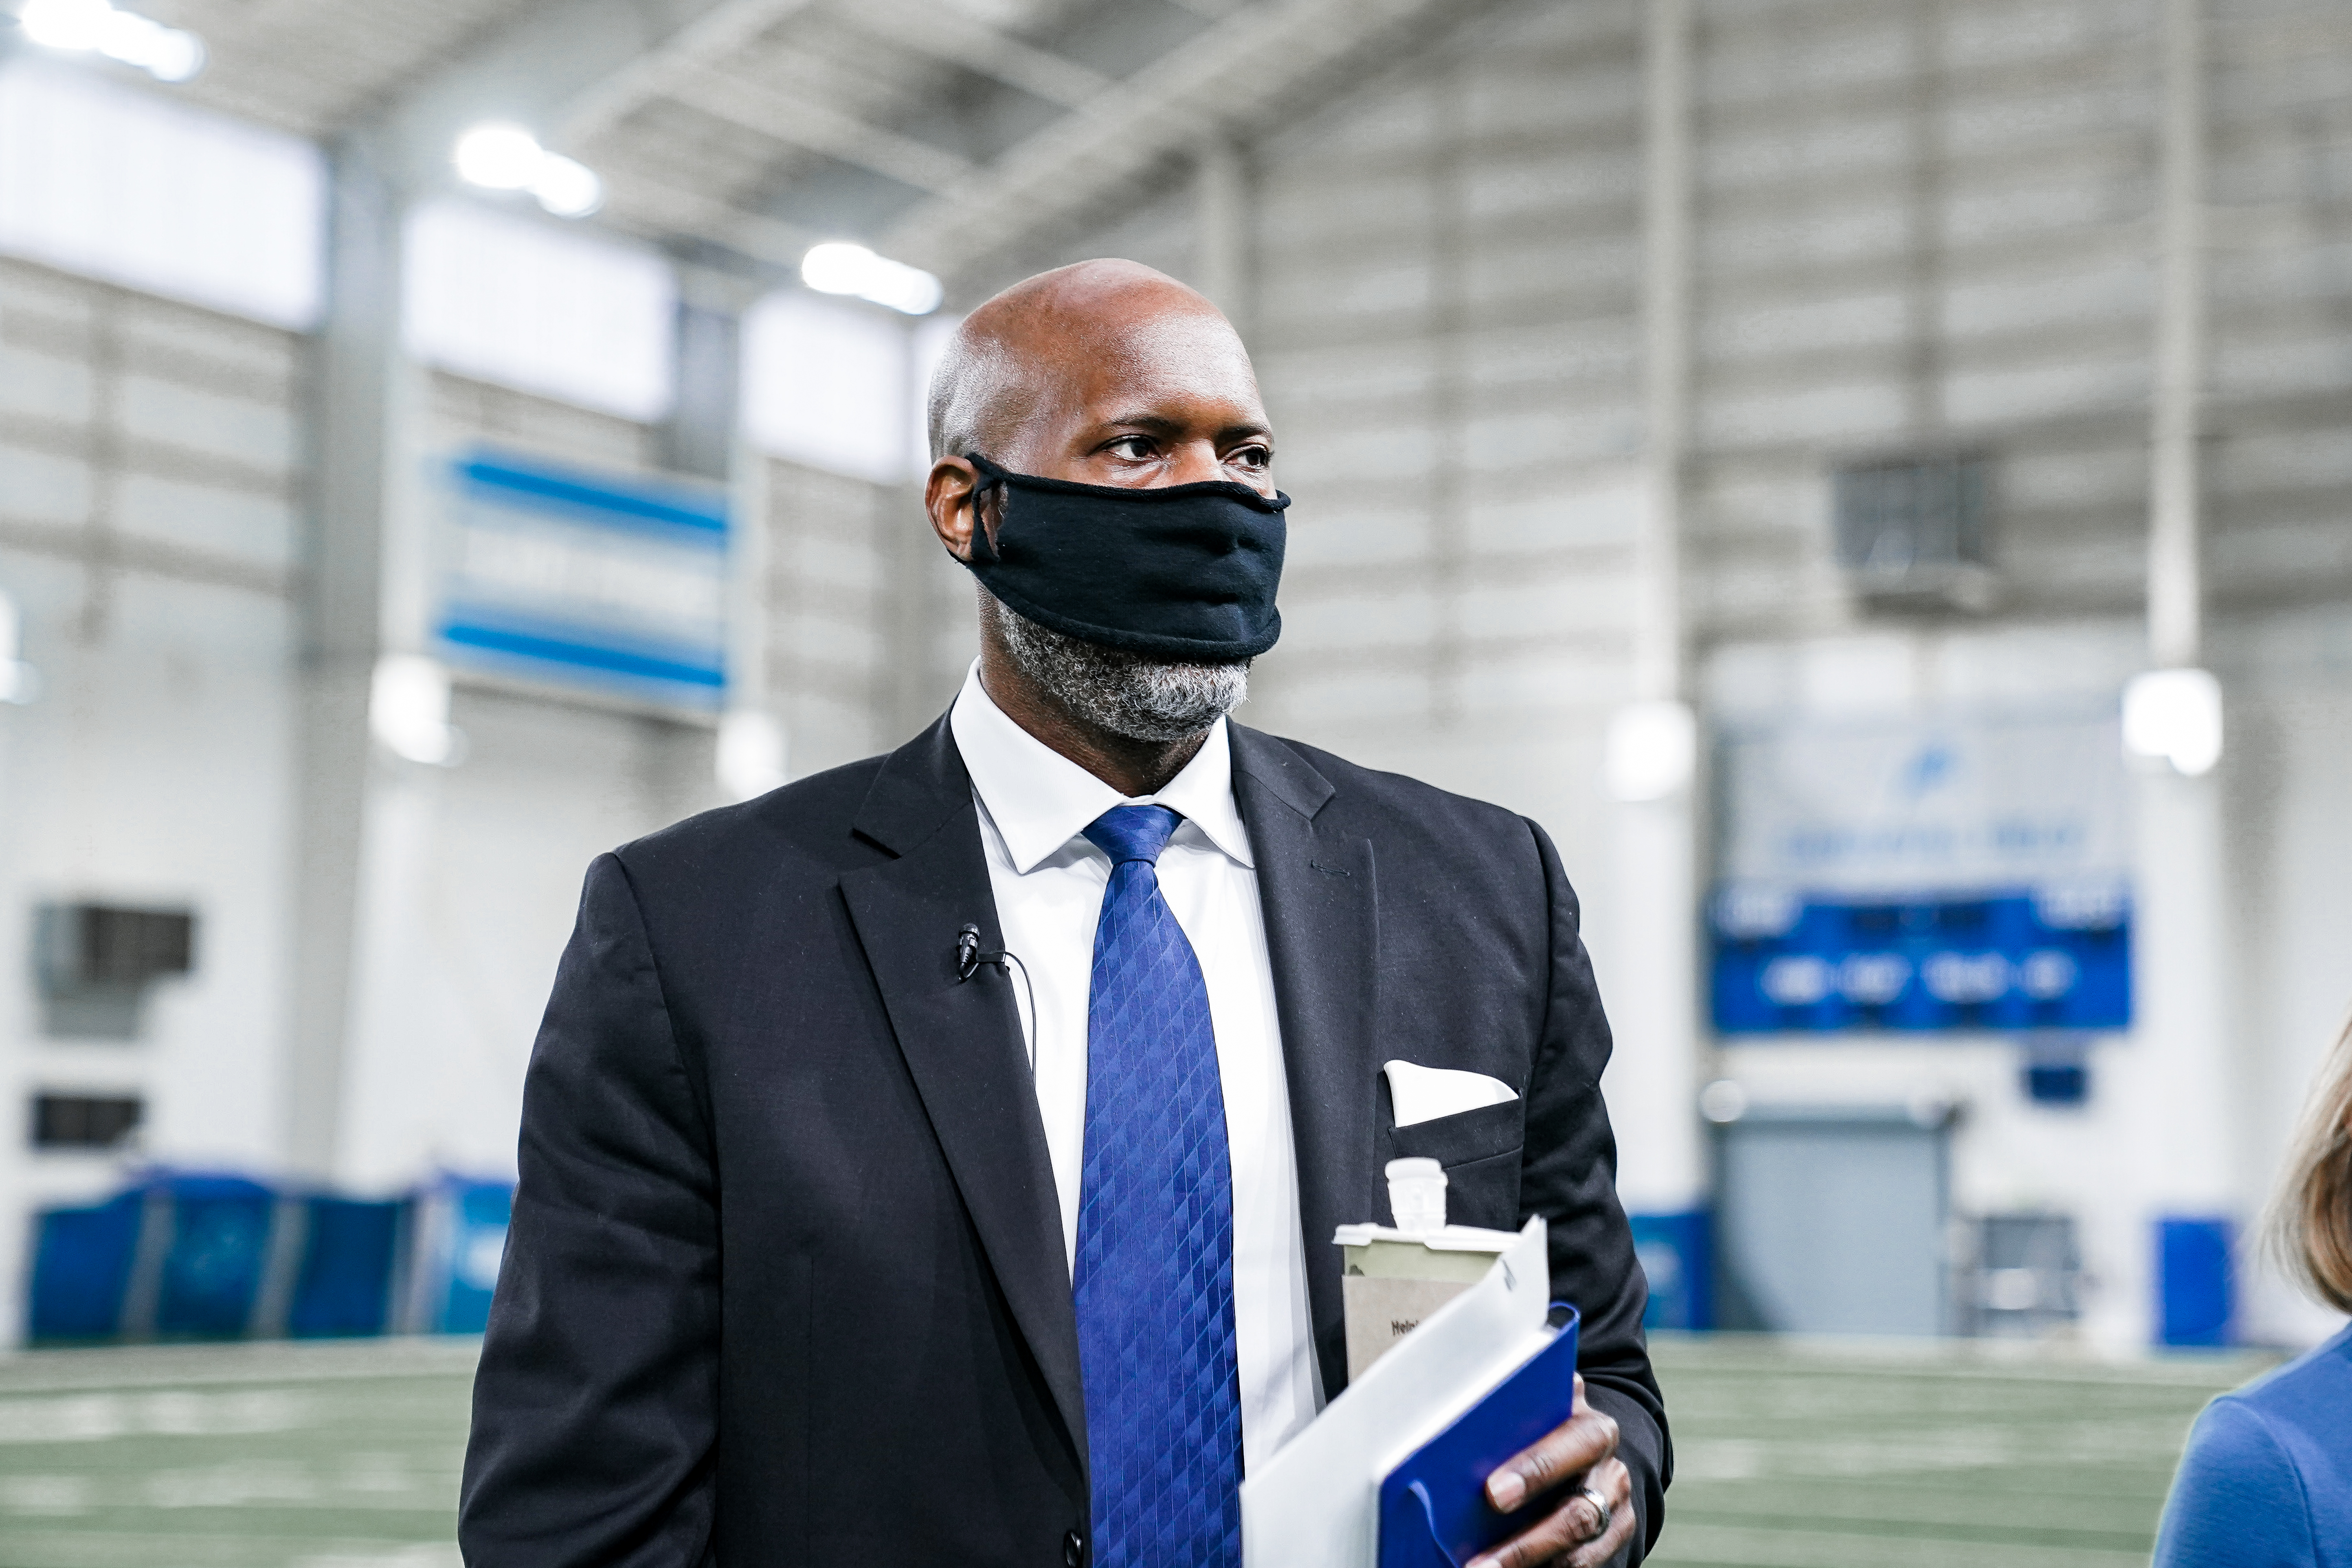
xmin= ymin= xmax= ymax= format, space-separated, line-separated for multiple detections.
xmin=1465 ymin=1375 xmax=1635 ymax=1568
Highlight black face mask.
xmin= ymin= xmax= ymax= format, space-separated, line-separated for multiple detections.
xmin=958 ymin=452 xmax=1289 ymax=663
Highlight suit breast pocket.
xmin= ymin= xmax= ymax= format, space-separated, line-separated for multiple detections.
xmin=1386 ymin=1100 xmax=1524 ymax=1231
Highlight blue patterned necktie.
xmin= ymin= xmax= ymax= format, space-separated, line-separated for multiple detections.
xmin=1074 ymin=804 xmax=1242 ymax=1568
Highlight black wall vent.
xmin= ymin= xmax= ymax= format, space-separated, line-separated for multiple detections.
xmin=32 ymin=1093 xmax=145 ymax=1150
xmin=34 ymin=904 xmax=196 ymax=1039
xmin=1832 ymin=452 xmax=1995 ymax=612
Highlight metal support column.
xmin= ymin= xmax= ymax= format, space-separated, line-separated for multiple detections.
xmin=1636 ymin=0 xmax=1692 ymax=713
xmin=665 ymin=266 xmax=746 ymax=485
xmin=673 ymin=264 xmax=787 ymax=800
xmin=1601 ymin=0 xmax=1711 ymax=1329
xmin=2149 ymin=0 xmax=2209 ymax=678
xmin=1192 ymin=139 xmax=1250 ymax=326
xmin=285 ymin=136 xmax=411 ymax=1179
xmin=2104 ymin=0 xmax=2236 ymax=1351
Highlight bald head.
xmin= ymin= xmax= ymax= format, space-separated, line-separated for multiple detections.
xmin=922 ymin=255 xmax=1276 ymax=593
xmin=920 ymin=259 xmax=1278 ymax=792
xmin=926 ymin=259 xmax=1264 ymax=476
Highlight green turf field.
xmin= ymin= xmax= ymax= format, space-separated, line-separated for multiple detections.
xmin=1643 ymin=1335 xmax=2269 ymax=1567
xmin=0 ymin=1333 xmax=2269 ymax=1566
xmin=0 ymin=1338 xmax=473 ymax=1568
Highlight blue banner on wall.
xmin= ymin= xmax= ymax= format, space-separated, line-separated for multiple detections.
xmin=1713 ymin=711 xmax=2131 ymax=1036
xmin=435 ymin=448 xmax=729 ymax=711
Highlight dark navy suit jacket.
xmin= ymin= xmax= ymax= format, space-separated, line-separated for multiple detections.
xmin=458 ymin=715 xmax=1670 ymax=1566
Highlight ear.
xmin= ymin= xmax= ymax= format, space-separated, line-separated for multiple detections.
xmin=925 ymin=456 xmax=981 ymax=563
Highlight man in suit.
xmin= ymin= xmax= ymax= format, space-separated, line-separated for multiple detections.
xmin=461 ymin=259 xmax=1668 ymax=1568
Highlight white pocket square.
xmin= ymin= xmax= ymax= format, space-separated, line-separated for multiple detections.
xmin=1381 ymin=1059 xmax=1519 ymax=1129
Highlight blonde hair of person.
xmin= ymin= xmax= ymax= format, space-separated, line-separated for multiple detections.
xmin=2267 ymin=1010 xmax=2352 ymax=1313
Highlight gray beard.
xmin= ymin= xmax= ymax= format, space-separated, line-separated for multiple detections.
xmin=995 ymin=606 xmax=1250 ymax=743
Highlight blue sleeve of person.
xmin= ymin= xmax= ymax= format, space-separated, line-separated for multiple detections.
xmin=2153 ymin=1397 xmax=2320 ymax=1568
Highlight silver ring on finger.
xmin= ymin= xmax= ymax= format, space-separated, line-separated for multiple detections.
xmin=1575 ymin=1485 xmax=1612 ymax=1540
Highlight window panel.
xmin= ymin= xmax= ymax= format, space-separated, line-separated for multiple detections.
xmin=404 ymin=198 xmax=676 ymax=424
xmin=0 ymin=56 xmax=324 ymax=328
xmin=741 ymin=290 xmax=911 ymax=486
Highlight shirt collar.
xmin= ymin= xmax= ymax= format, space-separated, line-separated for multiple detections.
xmin=949 ymin=660 xmax=1255 ymax=875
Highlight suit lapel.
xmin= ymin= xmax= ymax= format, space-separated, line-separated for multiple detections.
xmin=1230 ymin=726 xmax=1380 ymax=1399
xmin=838 ymin=717 xmax=1087 ymax=1467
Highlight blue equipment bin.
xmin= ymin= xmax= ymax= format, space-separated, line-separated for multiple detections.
xmin=1629 ymin=1209 xmax=1715 ymax=1332
xmin=406 ymin=1176 xmax=514 ymax=1334
xmin=25 ymin=1171 xmax=514 ymax=1344
xmin=290 ymin=1196 xmax=409 ymax=1338
xmin=28 ymin=1190 xmax=148 ymax=1342
xmin=154 ymin=1173 xmax=278 ymax=1338
xmin=2159 ymin=1217 xmax=2234 ymax=1348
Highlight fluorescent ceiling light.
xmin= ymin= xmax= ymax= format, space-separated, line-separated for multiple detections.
xmin=453 ymin=124 xmax=541 ymax=190
xmin=529 ymin=154 xmax=604 ymax=220
xmin=801 ymin=242 xmax=943 ymax=316
xmin=453 ymin=123 xmax=603 ymax=219
xmin=19 ymin=0 xmax=204 ymax=82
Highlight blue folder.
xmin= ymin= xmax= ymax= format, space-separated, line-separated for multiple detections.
xmin=1377 ymin=1304 xmax=1581 ymax=1568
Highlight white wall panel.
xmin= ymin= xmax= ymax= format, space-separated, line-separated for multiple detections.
xmin=115 ymin=477 xmax=296 ymax=567
xmin=0 ymin=446 xmax=90 ymax=527
xmin=117 ymin=374 xmax=296 ymax=471
xmin=0 ymin=341 xmax=91 ymax=422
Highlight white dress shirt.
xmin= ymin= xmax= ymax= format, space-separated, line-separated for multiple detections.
xmin=949 ymin=662 xmax=1323 ymax=1469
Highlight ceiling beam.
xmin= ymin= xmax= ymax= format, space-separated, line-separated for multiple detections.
xmin=554 ymin=0 xmax=818 ymax=148
xmin=880 ymin=0 xmax=1481 ymax=283
xmin=675 ymin=64 xmax=976 ymax=196
xmin=840 ymin=0 xmax=1113 ymax=109
xmin=596 ymin=166 xmax=818 ymax=270
xmin=349 ymin=0 xmax=829 ymax=266
xmin=361 ymin=0 xmax=779 ymax=187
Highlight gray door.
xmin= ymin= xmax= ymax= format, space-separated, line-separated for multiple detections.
xmin=1715 ymin=1107 xmax=1950 ymax=1337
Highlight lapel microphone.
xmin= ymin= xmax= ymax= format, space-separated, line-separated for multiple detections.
xmin=955 ymin=922 xmax=988 ymax=981
xmin=955 ymin=922 xmax=1038 ymax=1073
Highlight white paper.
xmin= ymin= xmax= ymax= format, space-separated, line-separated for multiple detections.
xmin=1382 ymin=1060 xmax=1520 ymax=1128
xmin=1241 ymin=1217 xmax=1552 ymax=1568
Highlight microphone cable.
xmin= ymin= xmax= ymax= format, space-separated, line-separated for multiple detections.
xmin=956 ymin=923 xmax=1039 ymax=1074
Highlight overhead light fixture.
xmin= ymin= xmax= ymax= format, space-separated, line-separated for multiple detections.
xmin=801 ymin=242 xmax=943 ymax=316
xmin=1604 ymin=698 xmax=1698 ymax=802
xmin=0 ymin=590 xmax=37 ymax=705
xmin=2122 ymin=667 xmax=2222 ymax=777
xmin=452 ymin=123 xmax=604 ymax=219
xmin=1698 ymin=1079 xmax=1749 ymax=1125
xmin=18 ymin=0 xmax=205 ymax=82
xmin=716 ymin=710 xmax=788 ymax=801
xmin=370 ymin=654 xmax=466 ymax=767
